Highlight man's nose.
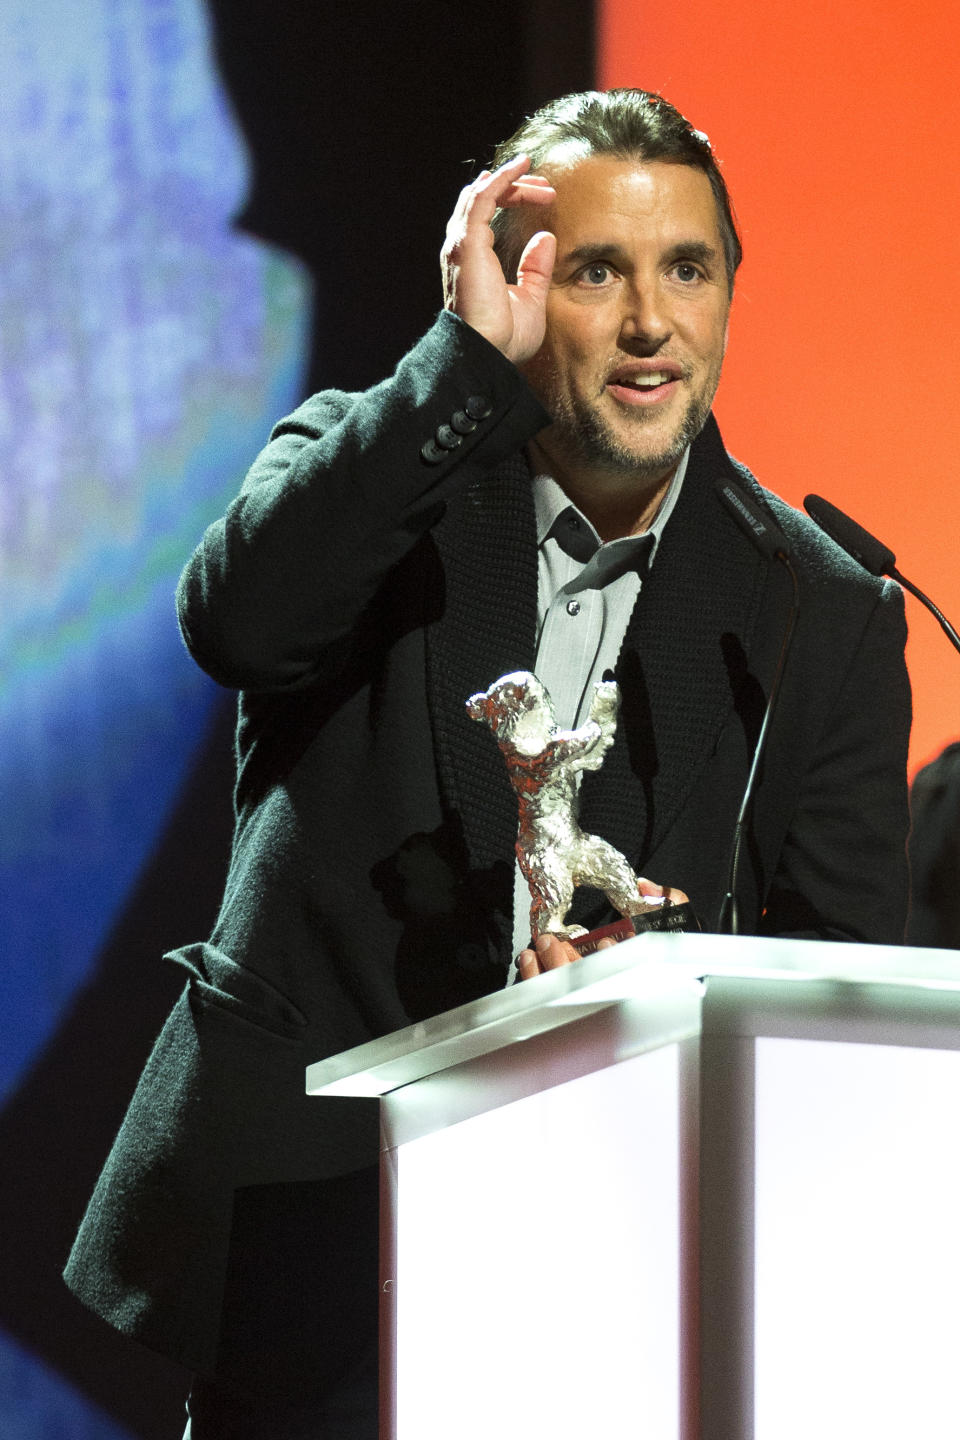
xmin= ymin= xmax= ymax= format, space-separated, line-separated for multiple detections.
xmin=618 ymin=283 xmax=671 ymax=348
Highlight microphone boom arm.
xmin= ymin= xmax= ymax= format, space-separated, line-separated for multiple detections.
xmin=890 ymin=567 xmax=960 ymax=655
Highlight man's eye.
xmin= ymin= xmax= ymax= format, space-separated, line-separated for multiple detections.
xmin=674 ymin=262 xmax=701 ymax=283
xmin=581 ymin=263 xmax=612 ymax=286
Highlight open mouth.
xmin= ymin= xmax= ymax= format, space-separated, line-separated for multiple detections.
xmin=613 ymin=371 xmax=674 ymax=390
xmin=606 ymin=370 xmax=680 ymax=403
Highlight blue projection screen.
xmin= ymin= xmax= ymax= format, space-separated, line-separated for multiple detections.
xmin=0 ymin=1 xmax=309 ymax=1433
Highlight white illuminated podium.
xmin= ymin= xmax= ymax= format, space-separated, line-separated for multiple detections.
xmin=306 ymin=935 xmax=960 ymax=1440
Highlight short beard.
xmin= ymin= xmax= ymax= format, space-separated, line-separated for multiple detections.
xmin=551 ymin=385 xmax=713 ymax=481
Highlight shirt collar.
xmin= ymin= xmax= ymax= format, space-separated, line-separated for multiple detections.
xmin=531 ymin=446 xmax=690 ymax=564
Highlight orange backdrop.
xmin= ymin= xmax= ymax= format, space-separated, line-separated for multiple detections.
xmin=599 ymin=0 xmax=960 ymax=774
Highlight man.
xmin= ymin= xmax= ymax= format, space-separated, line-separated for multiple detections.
xmin=65 ymin=90 xmax=911 ymax=1436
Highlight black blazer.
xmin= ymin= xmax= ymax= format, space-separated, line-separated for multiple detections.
xmin=65 ymin=311 xmax=911 ymax=1377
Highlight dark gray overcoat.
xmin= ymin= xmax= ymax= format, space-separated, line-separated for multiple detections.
xmin=65 ymin=312 xmax=911 ymax=1387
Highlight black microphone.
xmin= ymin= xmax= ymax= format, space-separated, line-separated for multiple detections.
xmin=716 ymin=481 xmax=800 ymax=935
xmin=718 ymin=480 xmax=793 ymax=561
xmin=804 ymin=494 xmax=960 ymax=655
xmin=802 ymin=493 xmax=895 ymax=576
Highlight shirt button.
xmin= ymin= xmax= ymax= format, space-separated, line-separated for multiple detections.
xmin=566 ymin=514 xmax=580 ymax=530
xmin=566 ymin=599 xmax=581 ymax=617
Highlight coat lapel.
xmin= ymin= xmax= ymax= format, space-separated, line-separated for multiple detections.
xmin=426 ymin=454 xmax=538 ymax=874
xmin=573 ymin=416 xmax=773 ymax=915
xmin=426 ymin=420 xmax=790 ymax=933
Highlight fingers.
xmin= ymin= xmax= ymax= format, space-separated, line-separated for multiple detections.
xmin=498 ymin=173 xmax=556 ymax=208
xmin=515 ymin=923 xmax=639 ymax=980
xmin=636 ymin=878 xmax=691 ymax=906
xmin=445 ymin=159 xmax=554 ymax=255
xmin=514 ymin=229 xmax=557 ymax=300
xmin=538 ymin=934 xmax=581 ymax=968
xmin=453 ymin=156 xmax=555 ymax=223
xmin=441 ymin=155 xmax=558 ymax=364
xmin=516 ymin=947 xmax=540 ymax=981
xmin=515 ymin=882 xmax=692 ymax=981
xmin=516 ymin=933 xmax=580 ymax=979
xmin=441 ymin=156 xmax=557 ymax=362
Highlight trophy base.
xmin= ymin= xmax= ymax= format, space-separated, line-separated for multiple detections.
xmin=569 ymin=901 xmax=700 ymax=956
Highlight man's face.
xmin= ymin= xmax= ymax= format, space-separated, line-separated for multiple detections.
xmin=519 ymin=153 xmax=731 ymax=486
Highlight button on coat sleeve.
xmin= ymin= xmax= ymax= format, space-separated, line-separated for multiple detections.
xmin=176 ymin=312 xmax=549 ymax=691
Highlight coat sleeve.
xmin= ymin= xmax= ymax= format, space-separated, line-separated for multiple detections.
xmin=176 ymin=311 xmax=548 ymax=692
xmin=761 ymin=577 xmax=912 ymax=945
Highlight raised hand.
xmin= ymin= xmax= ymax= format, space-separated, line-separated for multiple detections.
xmin=441 ymin=155 xmax=556 ymax=366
